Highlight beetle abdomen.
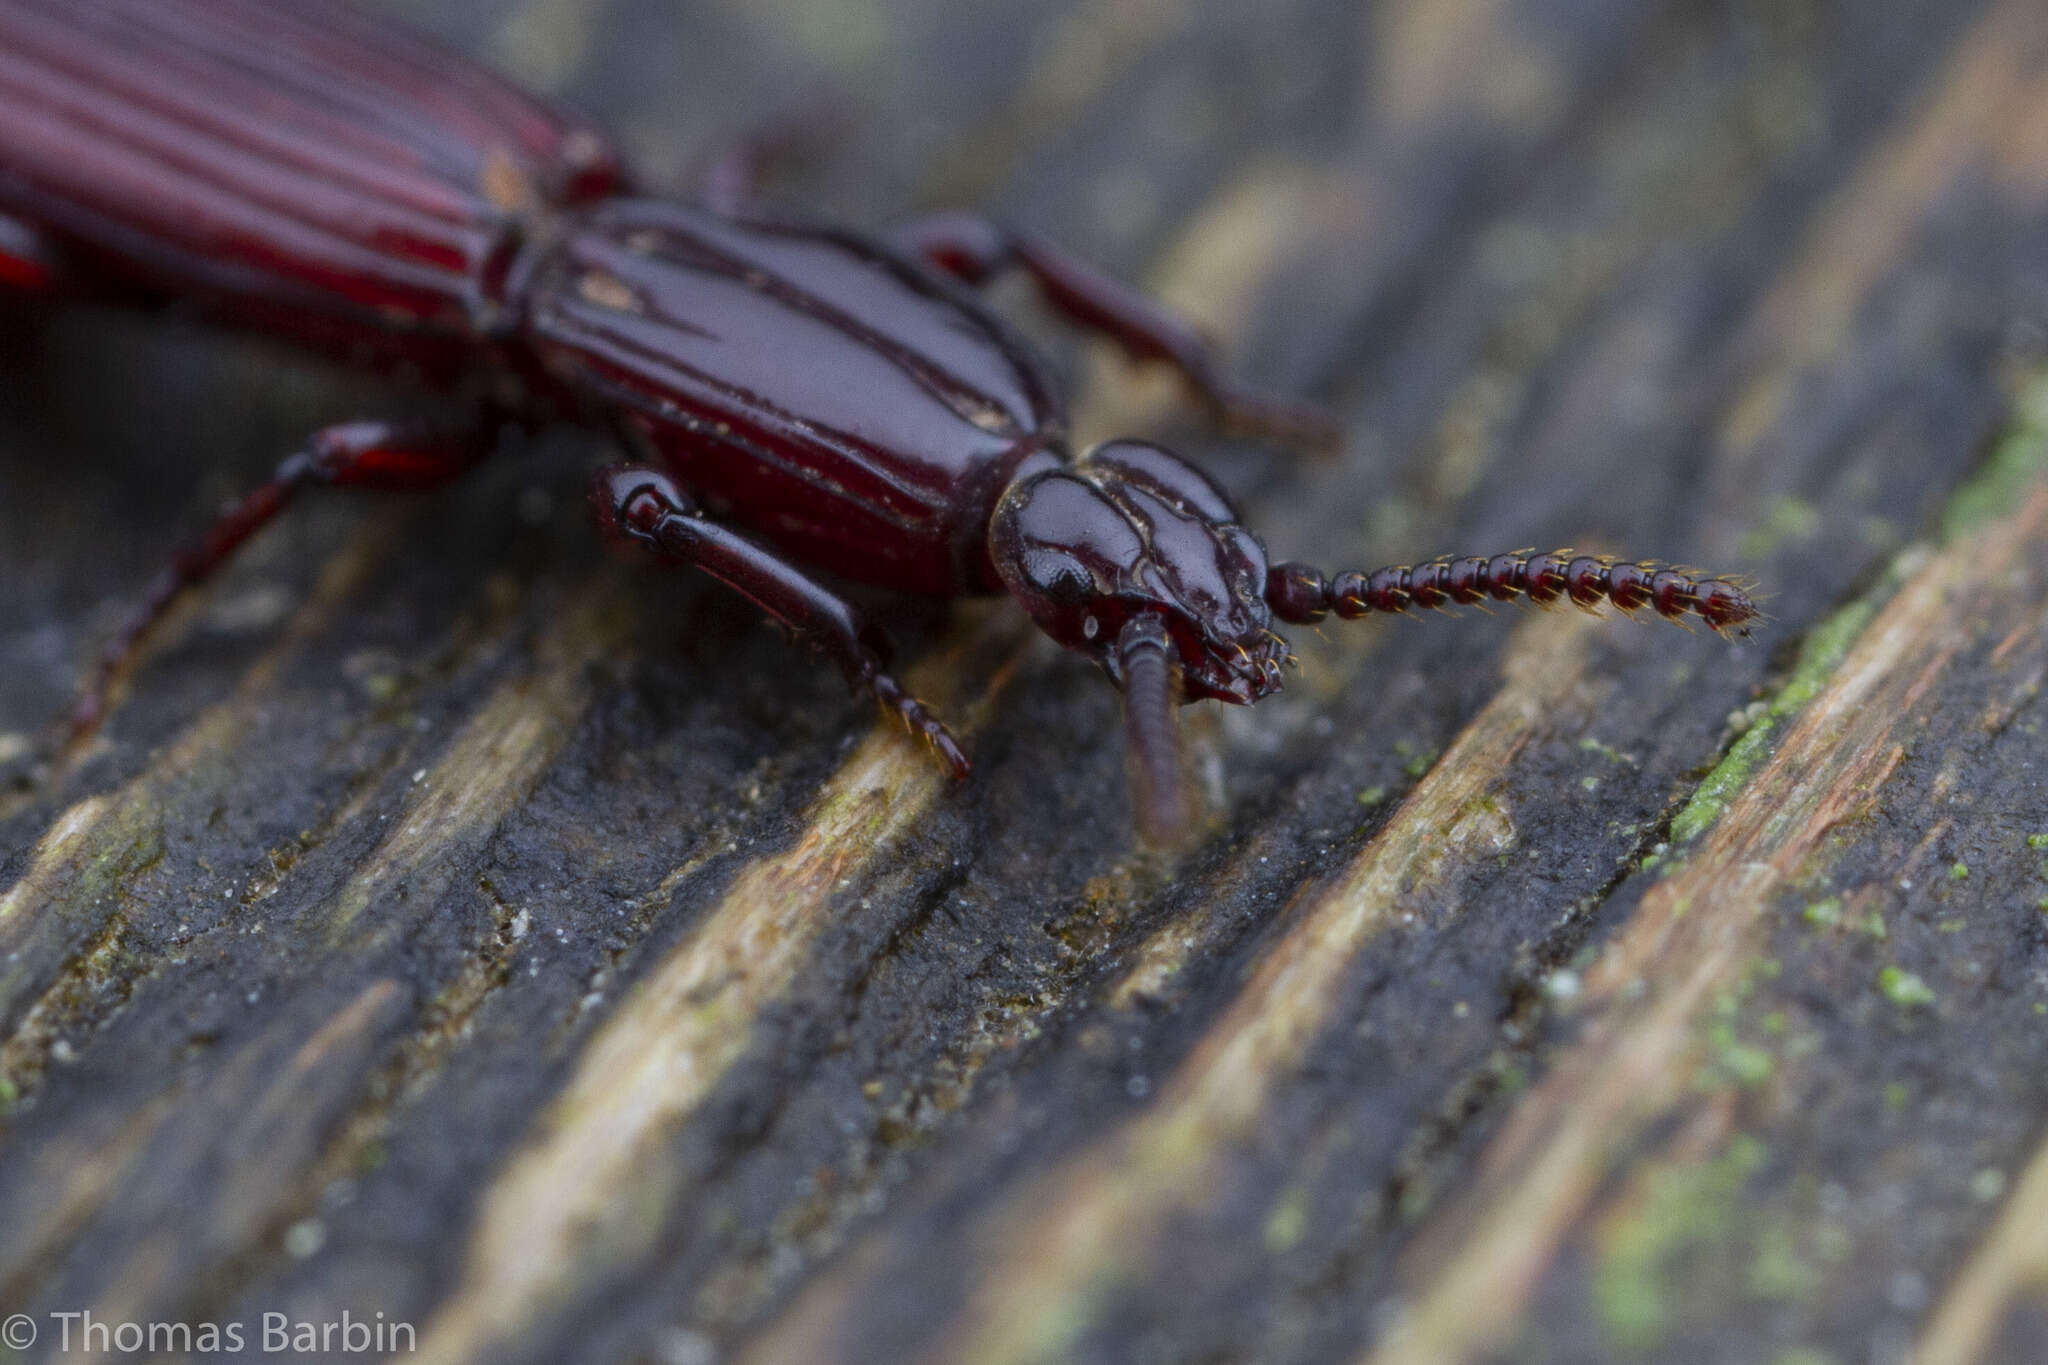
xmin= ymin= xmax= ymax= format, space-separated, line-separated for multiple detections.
xmin=0 ymin=0 xmax=621 ymax=363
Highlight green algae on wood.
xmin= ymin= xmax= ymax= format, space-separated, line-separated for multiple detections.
xmin=1668 ymin=370 xmax=2048 ymax=851
xmin=1592 ymin=1136 xmax=1770 ymax=1351
xmin=1878 ymin=966 xmax=1938 ymax=1009
xmin=1666 ymin=595 xmax=1876 ymax=846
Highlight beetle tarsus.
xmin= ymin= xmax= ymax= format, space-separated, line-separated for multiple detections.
xmin=871 ymin=674 xmax=971 ymax=780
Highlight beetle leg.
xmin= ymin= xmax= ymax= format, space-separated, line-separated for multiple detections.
xmin=0 ymin=211 xmax=63 ymax=293
xmin=890 ymin=210 xmax=1340 ymax=452
xmin=690 ymin=141 xmax=768 ymax=216
xmin=591 ymin=464 xmax=970 ymax=778
xmin=689 ymin=99 xmax=848 ymax=214
xmin=71 ymin=419 xmax=492 ymax=738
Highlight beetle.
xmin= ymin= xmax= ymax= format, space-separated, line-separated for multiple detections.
xmin=0 ymin=0 xmax=1755 ymax=841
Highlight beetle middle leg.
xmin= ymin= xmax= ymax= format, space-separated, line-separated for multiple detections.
xmin=891 ymin=211 xmax=1340 ymax=451
xmin=688 ymin=99 xmax=848 ymax=214
xmin=71 ymin=418 xmax=492 ymax=737
xmin=591 ymin=464 xmax=970 ymax=778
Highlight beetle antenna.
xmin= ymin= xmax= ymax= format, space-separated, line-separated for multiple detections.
xmin=1263 ymin=550 xmax=1759 ymax=637
xmin=1117 ymin=613 xmax=1191 ymax=846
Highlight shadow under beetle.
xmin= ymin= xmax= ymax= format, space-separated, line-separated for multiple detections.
xmin=0 ymin=0 xmax=1756 ymax=842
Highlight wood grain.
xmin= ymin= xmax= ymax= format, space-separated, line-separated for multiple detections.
xmin=4 ymin=1 xmax=2048 ymax=1363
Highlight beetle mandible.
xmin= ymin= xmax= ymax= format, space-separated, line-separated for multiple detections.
xmin=0 ymin=0 xmax=1756 ymax=841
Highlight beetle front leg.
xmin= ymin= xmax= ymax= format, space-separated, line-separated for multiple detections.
xmin=71 ymin=419 xmax=492 ymax=737
xmin=891 ymin=210 xmax=1340 ymax=451
xmin=591 ymin=465 xmax=970 ymax=778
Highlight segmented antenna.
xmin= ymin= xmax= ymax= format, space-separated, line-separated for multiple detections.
xmin=1265 ymin=551 xmax=1758 ymax=636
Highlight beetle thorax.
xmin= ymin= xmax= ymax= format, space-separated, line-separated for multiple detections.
xmin=522 ymin=201 xmax=1067 ymax=594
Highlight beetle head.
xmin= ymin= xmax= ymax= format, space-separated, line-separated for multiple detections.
xmin=988 ymin=440 xmax=1287 ymax=704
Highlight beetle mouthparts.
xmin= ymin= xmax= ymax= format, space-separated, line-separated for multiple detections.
xmin=1118 ymin=613 xmax=1190 ymax=846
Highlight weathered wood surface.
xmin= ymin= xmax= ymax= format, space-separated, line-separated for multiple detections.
xmin=4 ymin=1 xmax=2048 ymax=1362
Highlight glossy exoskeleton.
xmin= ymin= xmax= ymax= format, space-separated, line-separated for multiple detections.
xmin=0 ymin=0 xmax=1756 ymax=842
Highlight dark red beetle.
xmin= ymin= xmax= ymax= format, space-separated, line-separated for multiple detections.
xmin=0 ymin=0 xmax=1754 ymax=841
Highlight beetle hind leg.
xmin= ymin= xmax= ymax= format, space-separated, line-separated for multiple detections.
xmin=591 ymin=464 xmax=970 ymax=778
xmin=70 ymin=419 xmax=492 ymax=742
